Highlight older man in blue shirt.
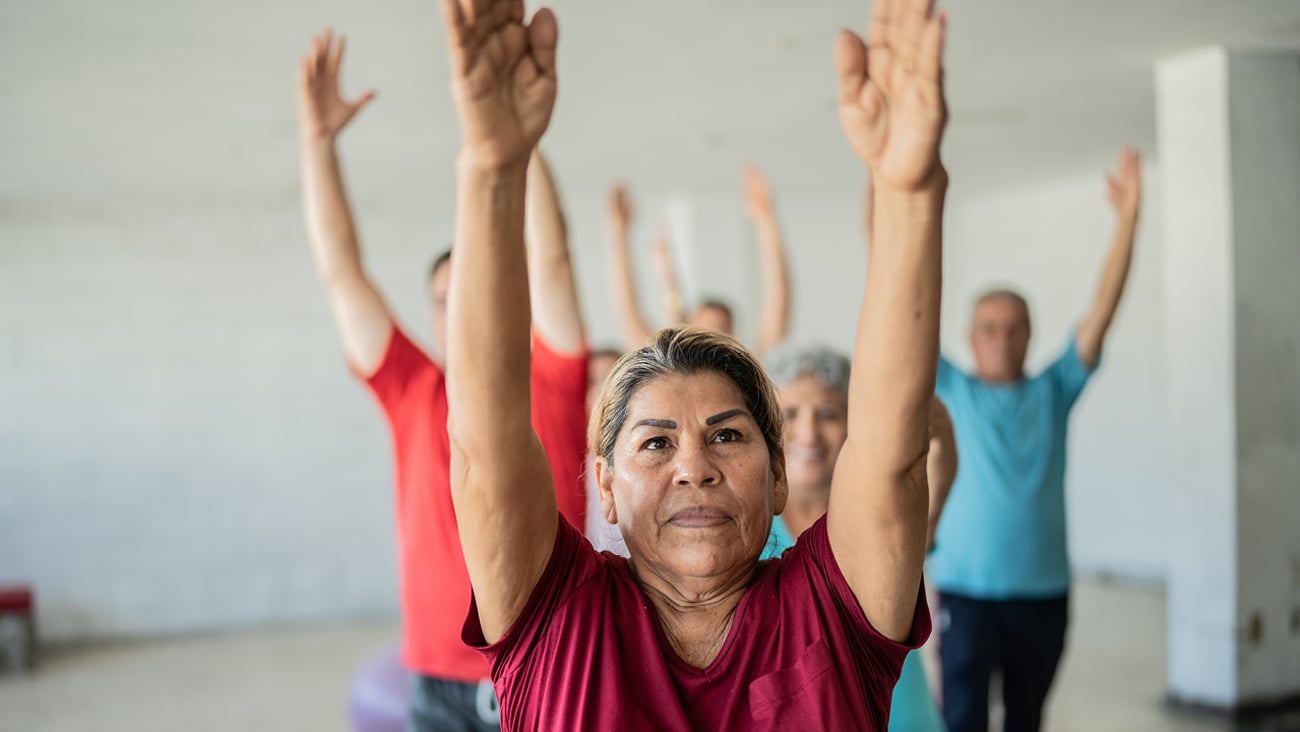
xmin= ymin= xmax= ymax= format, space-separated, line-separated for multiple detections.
xmin=931 ymin=147 xmax=1143 ymax=732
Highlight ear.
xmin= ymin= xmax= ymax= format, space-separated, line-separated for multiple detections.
xmin=594 ymin=456 xmax=618 ymax=525
xmin=771 ymin=451 xmax=788 ymax=516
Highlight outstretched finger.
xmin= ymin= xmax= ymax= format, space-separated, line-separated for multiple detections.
xmin=308 ymin=34 xmax=323 ymax=74
xmin=834 ymin=30 xmax=869 ymax=104
xmin=915 ymin=11 xmax=945 ymax=91
xmin=898 ymin=0 xmax=937 ymax=72
xmin=327 ymin=33 xmax=346 ymax=78
xmin=351 ymin=89 xmax=377 ymax=111
xmin=527 ymin=7 xmax=559 ymax=80
xmin=439 ymin=0 xmax=471 ymax=75
xmin=868 ymin=0 xmax=894 ymax=50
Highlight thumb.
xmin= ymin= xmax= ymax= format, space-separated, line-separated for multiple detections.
xmin=833 ymin=30 xmax=868 ymax=105
xmin=352 ymin=89 xmax=377 ymax=110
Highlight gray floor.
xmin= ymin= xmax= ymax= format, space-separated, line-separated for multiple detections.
xmin=0 ymin=579 xmax=1280 ymax=731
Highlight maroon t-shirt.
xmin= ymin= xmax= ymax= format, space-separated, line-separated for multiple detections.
xmin=463 ymin=514 xmax=930 ymax=731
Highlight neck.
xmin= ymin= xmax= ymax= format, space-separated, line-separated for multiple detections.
xmin=629 ymin=557 xmax=755 ymax=669
xmin=782 ymin=481 xmax=830 ymax=538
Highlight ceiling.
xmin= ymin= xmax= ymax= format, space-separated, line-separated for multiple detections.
xmin=2 ymin=0 xmax=1299 ymax=205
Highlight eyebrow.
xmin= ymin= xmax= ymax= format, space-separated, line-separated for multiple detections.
xmin=631 ymin=409 xmax=749 ymax=431
xmin=632 ymin=419 xmax=677 ymax=429
xmin=706 ymin=409 xmax=748 ymax=426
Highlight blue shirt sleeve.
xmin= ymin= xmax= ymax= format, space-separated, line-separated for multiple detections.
xmin=936 ymin=353 xmax=963 ymax=400
xmin=1045 ymin=332 xmax=1098 ymax=409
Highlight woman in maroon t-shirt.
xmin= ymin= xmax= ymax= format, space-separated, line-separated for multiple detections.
xmin=438 ymin=0 xmax=950 ymax=728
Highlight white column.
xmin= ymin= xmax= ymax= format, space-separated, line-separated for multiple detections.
xmin=1158 ymin=47 xmax=1300 ymax=709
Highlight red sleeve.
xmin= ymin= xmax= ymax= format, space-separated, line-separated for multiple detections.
xmin=462 ymin=513 xmax=601 ymax=678
xmin=530 ymin=335 xmax=589 ymax=532
xmin=798 ymin=516 xmax=931 ymax=673
xmin=356 ymin=326 xmax=440 ymax=415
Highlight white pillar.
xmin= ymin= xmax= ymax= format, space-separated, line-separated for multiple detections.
xmin=1158 ymin=47 xmax=1300 ymax=709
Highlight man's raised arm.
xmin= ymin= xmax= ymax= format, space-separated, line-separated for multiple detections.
xmin=526 ymin=149 xmax=585 ymax=354
xmin=297 ymin=29 xmax=393 ymax=374
xmin=1076 ymin=146 xmax=1142 ymax=368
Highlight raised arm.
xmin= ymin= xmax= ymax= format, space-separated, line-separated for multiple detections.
xmin=742 ymin=164 xmax=792 ymax=355
xmin=440 ymin=0 xmax=560 ymax=644
xmin=606 ymin=184 xmax=658 ymax=349
xmin=1076 ymin=146 xmax=1142 ymax=368
xmin=827 ymin=0 xmax=948 ymax=643
xmin=526 ymin=148 xmax=585 ymax=354
xmin=297 ymin=29 xmax=394 ymax=374
xmin=925 ymin=397 xmax=957 ymax=550
xmin=651 ymin=223 xmax=688 ymax=326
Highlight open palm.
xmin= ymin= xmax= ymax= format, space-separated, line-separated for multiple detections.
xmin=297 ymin=29 xmax=375 ymax=140
xmin=441 ymin=0 xmax=557 ymax=169
xmin=1106 ymin=147 xmax=1142 ymax=218
xmin=835 ymin=0 xmax=947 ymax=189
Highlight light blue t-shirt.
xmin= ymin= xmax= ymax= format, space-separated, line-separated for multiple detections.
xmin=930 ymin=336 xmax=1096 ymax=598
xmin=763 ymin=518 xmax=946 ymax=731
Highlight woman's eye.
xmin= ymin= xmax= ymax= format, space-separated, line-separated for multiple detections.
xmin=713 ymin=429 xmax=741 ymax=443
xmin=816 ymin=409 xmax=844 ymax=422
xmin=642 ymin=437 xmax=670 ymax=451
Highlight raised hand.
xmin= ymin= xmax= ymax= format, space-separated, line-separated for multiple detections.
xmin=608 ymin=183 xmax=634 ymax=232
xmin=652 ymin=222 xmax=674 ymax=281
xmin=742 ymin=164 xmax=774 ymax=218
xmin=440 ymin=0 xmax=558 ymax=170
xmin=1106 ymin=147 xmax=1142 ymax=220
xmin=834 ymin=0 xmax=947 ymax=190
xmin=298 ymin=28 xmax=376 ymax=141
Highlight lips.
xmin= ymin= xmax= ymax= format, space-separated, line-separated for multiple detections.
xmin=667 ymin=506 xmax=731 ymax=528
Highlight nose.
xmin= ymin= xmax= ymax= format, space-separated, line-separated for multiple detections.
xmin=673 ymin=441 xmax=722 ymax=488
xmin=789 ymin=411 xmax=817 ymax=445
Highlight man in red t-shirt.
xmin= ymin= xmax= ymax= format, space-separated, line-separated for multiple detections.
xmin=296 ymin=30 xmax=588 ymax=732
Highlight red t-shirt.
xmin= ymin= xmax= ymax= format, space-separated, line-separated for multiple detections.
xmin=464 ymin=514 xmax=930 ymax=731
xmin=361 ymin=327 xmax=588 ymax=681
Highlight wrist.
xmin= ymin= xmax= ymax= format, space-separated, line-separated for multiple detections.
xmin=873 ymin=165 xmax=948 ymax=204
xmin=456 ymin=150 xmax=529 ymax=183
xmin=300 ymin=131 xmax=339 ymax=152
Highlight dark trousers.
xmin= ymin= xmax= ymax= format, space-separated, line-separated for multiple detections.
xmin=407 ymin=674 xmax=501 ymax=732
xmin=938 ymin=592 xmax=1069 ymax=732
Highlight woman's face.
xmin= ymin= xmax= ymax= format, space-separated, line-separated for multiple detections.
xmin=595 ymin=371 xmax=785 ymax=584
xmin=779 ymin=374 xmax=848 ymax=493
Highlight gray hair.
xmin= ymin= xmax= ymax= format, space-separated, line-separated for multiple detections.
xmin=764 ymin=344 xmax=851 ymax=399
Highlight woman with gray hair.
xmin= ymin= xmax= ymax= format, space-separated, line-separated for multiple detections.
xmin=766 ymin=343 xmax=958 ymax=731
xmin=439 ymin=0 xmax=951 ymax=725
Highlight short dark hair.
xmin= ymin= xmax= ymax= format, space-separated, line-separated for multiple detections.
xmin=428 ymin=248 xmax=452 ymax=284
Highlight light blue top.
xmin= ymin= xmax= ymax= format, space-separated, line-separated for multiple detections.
xmin=763 ymin=518 xmax=945 ymax=731
xmin=930 ymin=336 xmax=1097 ymax=598
xmin=761 ymin=514 xmax=796 ymax=560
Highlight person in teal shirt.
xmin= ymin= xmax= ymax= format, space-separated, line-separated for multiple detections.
xmin=764 ymin=345 xmax=958 ymax=732
xmin=931 ymin=147 xmax=1143 ymax=732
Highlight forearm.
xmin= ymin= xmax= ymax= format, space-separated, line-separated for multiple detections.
xmin=526 ymin=153 xmax=584 ymax=353
xmin=300 ymin=136 xmax=367 ymax=284
xmin=850 ymin=174 xmax=946 ymax=475
xmin=752 ymin=212 xmax=791 ymax=353
xmin=925 ymin=400 xmax=957 ymax=547
xmin=1078 ymin=213 xmax=1137 ymax=365
xmin=608 ymin=225 xmax=655 ymax=348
